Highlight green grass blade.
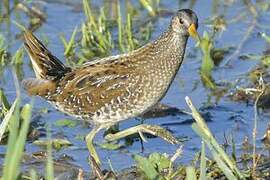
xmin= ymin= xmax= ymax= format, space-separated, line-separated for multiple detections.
xmin=64 ymin=26 xmax=78 ymax=56
xmin=2 ymin=100 xmax=31 ymax=180
xmin=117 ymin=0 xmax=124 ymax=52
xmin=186 ymin=96 xmax=245 ymax=180
xmin=11 ymin=47 xmax=24 ymax=65
xmin=211 ymin=148 xmax=237 ymax=180
xmin=46 ymin=127 xmax=54 ymax=180
xmin=199 ymin=141 xmax=206 ymax=180
xmin=192 ymin=124 xmax=237 ymax=180
xmin=126 ymin=13 xmax=134 ymax=51
xmin=139 ymin=0 xmax=156 ymax=17
xmin=0 ymin=88 xmax=10 ymax=110
xmin=0 ymin=98 xmax=16 ymax=142
xmin=82 ymin=0 xmax=97 ymax=31
xmin=3 ymin=0 xmax=10 ymax=15
xmin=186 ymin=166 xmax=197 ymax=180
xmin=7 ymin=103 xmax=32 ymax=179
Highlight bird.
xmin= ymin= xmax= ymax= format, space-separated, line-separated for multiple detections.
xmin=22 ymin=9 xmax=199 ymax=165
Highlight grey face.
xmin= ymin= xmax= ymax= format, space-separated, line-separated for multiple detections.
xmin=171 ymin=9 xmax=198 ymax=36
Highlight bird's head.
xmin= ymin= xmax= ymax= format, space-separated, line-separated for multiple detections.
xmin=170 ymin=9 xmax=199 ymax=40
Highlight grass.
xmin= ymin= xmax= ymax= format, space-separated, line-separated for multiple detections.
xmin=3 ymin=0 xmax=10 ymax=16
xmin=0 ymin=34 xmax=9 ymax=69
xmin=0 ymin=89 xmax=10 ymax=118
xmin=0 ymin=96 xmax=16 ymax=142
xmin=199 ymin=141 xmax=206 ymax=180
xmin=1 ymin=99 xmax=32 ymax=180
xmin=45 ymin=126 xmax=54 ymax=180
xmin=60 ymin=26 xmax=78 ymax=66
xmin=132 ymin=97 xmax=247 ymax=179
xmin=195 ymin=31 xmax=216 ymax=90
xmin=186 ymin=96 xmax=245 ymax=179
xmin=139 ymin=0 xmax=159 ymax=17
xmin=60 ymin=0 xmax=152 ymax=65
xmin=0 ymin=96 xmax=56 ymax=179
xmin=80 ymin=0 xmax=114 ymax=59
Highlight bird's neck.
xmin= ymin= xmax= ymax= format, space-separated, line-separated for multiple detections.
xmin=133 ymin=28 xmax=189 ymax=76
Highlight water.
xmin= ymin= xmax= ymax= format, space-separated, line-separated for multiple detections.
xmin=0 ymin=0 xmax=270 ymax=175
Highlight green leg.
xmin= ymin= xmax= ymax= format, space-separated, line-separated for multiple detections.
xmin=104 ymin=124 xmax=179 ymax=145
xmin=85 ymin=126 xmax=103 ymax=165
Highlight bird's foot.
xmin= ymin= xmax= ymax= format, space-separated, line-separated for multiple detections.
xmin=104 ymin=124 xmax=179 ymax=144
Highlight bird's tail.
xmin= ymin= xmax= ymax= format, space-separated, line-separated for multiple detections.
xmin=23 ymin=30 xmax=70 ymax=80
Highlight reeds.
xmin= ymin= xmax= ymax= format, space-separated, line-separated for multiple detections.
xmin=46 ymin=127 xmax=54 ymax=180
xmin=60 ymin=0 xmax=153 ymax=65
xmin=139 ymin=0 xmax=159 ymax=17
xmin=0 ymin=34 xmax=9 ymax=68
xmin=185 ymin=96 xmax=246 ymax=179
xmin=80 ymin=0 xmax=113 ymax=60
xmin=3 ymin=0 xmax=10 ymax=16
xmin=1 ymin=99 xmax=32 ymax=180
xmin=133 ymin=97 xmax=248 ymax=179
xmin=0 ymin=95 xmax=56 ymax=179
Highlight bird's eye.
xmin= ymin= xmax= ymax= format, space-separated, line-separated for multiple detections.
xmin=179 ymin=18 xmax=184 ymax=24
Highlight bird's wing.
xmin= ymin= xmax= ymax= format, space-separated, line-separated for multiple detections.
xmin=52 ymin=63 xmax=137 ymax=116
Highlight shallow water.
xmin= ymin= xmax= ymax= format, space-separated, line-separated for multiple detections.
xmin=0 ymin=0 xmax=270 ymax=175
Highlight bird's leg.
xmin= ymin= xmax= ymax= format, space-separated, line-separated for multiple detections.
xmin=85 ymin=126 xmax=103 ymax=165
xmin=104 ymin=124 xmax=179 ymax=145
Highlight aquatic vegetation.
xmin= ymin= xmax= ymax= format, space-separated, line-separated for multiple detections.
xmin=1 ymin=99 xmax=32 ymax=180
xmin=45 ymin=128 xmax=54 ymax=180
xmin=0 ymin=34 xmax=9 ymax=68
xmin=60 ymin=26 xmax=78 ymax=66
xmin=33 ymin=138 xmax=72 ymax=150
xmin=0 ymin=89 xmax=10 ymax=119
xmin=0 ymin=92 xmax=14 ymax=141
xmin=196 ymin=31 xmax=216 ymax=89
xmin=80 ymin=0 xmax=114 ymax=59
xmin=139 ymin=0 xmax=159 ymax=17
xmin=60 ymin=0 xmax=153 ymax=65
xmin=54 ymin=119 xmax=78 ymax=128
xmin=186 ymin=97 xmax=245 ymax=179
xmin=133 ymin=98 xmax=256 ymax=179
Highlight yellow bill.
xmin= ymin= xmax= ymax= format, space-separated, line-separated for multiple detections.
xmin=188 ymin=23 xmax=199 ymax=41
